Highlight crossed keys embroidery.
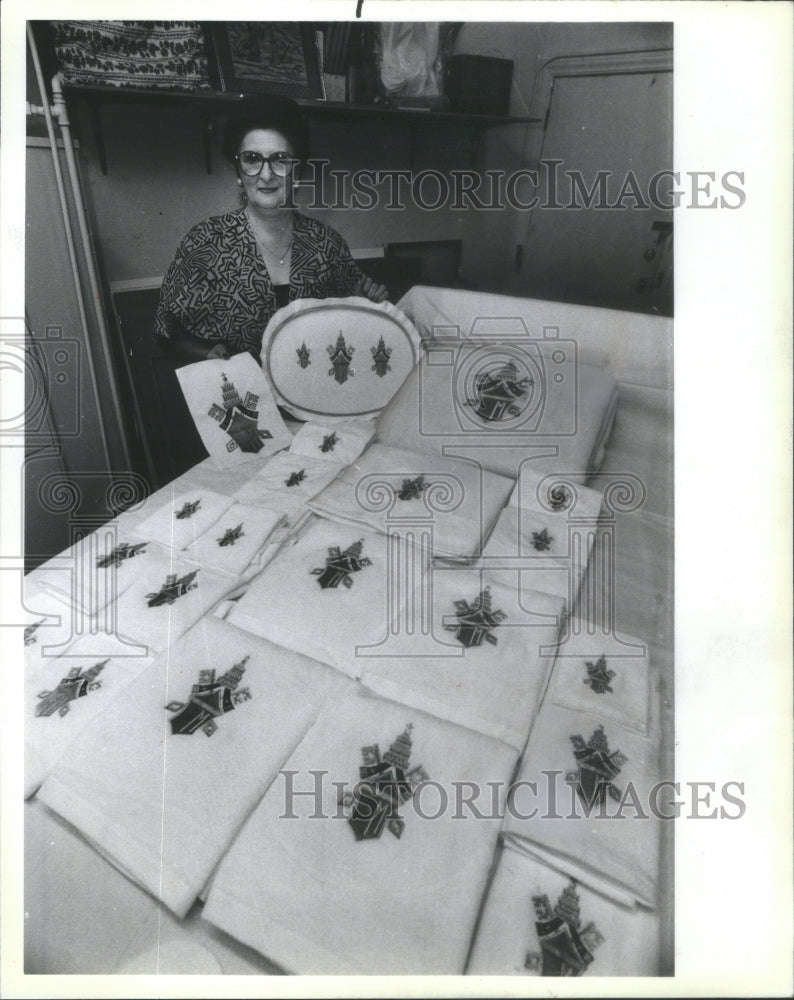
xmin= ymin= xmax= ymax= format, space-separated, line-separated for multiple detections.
xmin=444 ymin=586 xmax=507 ymax=648
xmin=311 ymin=539 xmax=371 ymax=589
xmin=339 ymin=724 xmax=429 ymax=841
xmin=464 ymin=360 xmax=532 ymax=421
xmin=524 ymin=881 xmax=604 ymax=976
xmin=35 ymin=660 xmax=108 ymax=718
xmin=566 ymin=725 xmax=628 ymax=808
xmin=583 ymin=655 xmax=615 ymax=694
xmin=218 ymin=523 xmax=244 ymax=547
xmin=165 ymin=656 xmax=251 ymax=736
xmin=208 ymin=373 xmax=273 ymax=454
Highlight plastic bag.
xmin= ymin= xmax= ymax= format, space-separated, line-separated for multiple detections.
xmin=377 ymin=22 xmax=441 ymax=98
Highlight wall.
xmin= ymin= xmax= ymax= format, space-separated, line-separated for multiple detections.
xmin=454 ymin=21 xmax=674 ymax=291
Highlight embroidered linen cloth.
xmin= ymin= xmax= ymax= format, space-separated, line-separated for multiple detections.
xmin=37 ymin=618 xmax=346 ymax=917
xmin=232 ymin=451 xmax=343 ymax=518
xmin=22 ymin=588 xmax=87 ymax=664
xmin=225 ymin=518 xmax=428 ymax=679
xmin=181 ymin=502 xmax=285 ymax=578
xmin=359 ymin=567 xmax=564 ymax=750
xmin=375 ymin=341 xmax=618 ymax=483
xmin=466 ymin=844 xmax=660 ymax=976
xmin=130 ymin=486 xmax=233 ymax=551
xmin=544 ymin=624 xmax=652 ymax=736
xmin=307 ymin=443 xmax=514 ymax=563
xmin=175 ymin=353 xmax=292 ymax=468
xmin=25 ymin=633 xmax=155 ymax=798
xmin=502 ymin=670 xmax=663 ymax=907
xmin=112 ymin=550 xmax=235 ymax=656
xmin=201 ymin=686 xmax=517 ymax=974
xmin=508 ymin=466 xmax=604 ymax=521
xmin=480 ymin=505 xmax=593 ymax=605
xmin=288 ymin=418 xmax=376 ymax=465
xmin=34 ymin=523 xmax=164 ymax=616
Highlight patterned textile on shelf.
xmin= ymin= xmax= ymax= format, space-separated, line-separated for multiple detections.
xmin=50 ymin=21 xmax=211 ymax=91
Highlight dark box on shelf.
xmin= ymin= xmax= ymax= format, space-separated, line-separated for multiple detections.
xmin=446 ymin=54 xmax=514 ymax=116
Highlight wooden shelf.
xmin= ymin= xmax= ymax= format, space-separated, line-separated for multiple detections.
xmin=62 ymin=83 xmax=541 ymax=174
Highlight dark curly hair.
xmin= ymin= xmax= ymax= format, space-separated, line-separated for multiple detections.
xmin=222 ymin=96 xmax=310 ymax=167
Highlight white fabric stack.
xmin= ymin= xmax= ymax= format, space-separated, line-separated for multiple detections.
xmin=181 ymin=501 xmax=285 ymax=579
xmin=502 ymin=649 xmax=663 ymax=908
xmin=112 ymin=549 xmax=236 ymax=656
xmin=25 ymin=633 xmax=155 ymax=798
xmin=33 ymin=522 xmax=163 ymax=616
xmin=232 ymin=450 xmax=342 ymax=522
xmin=37 ymin=618 xmax=346 ymax=917
xmin=360 ymin=566 xmax=564 ymax=750
xmin=130 ymin=486 xmax=233 ymax=552
xmin=175 ymin=352 xmax=292 ymax=467
xmin=226 ymin=518 xmax=428 ymax=679
xmin=375 ymin=335 xmax=619 ymax=483
xmin=308 ymin=443 xmax=514 ymax=563
xmin=467 ymin=845 xmax=660 ymax=976
xmin=201 ymin=685 xmax=517 ymax=974
xmin=288 ymin=417 xmax=376 ymax=465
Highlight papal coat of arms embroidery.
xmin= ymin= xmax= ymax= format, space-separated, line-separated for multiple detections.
xmin=566 ymin=724 xmax=628 ymax=808
xmin=296 ymin=342 xmax=311 ymax=369
xmin=444 ymin=586 xmax=507 ymax=648
xmin=218 ymin=523 xmax=244 ymax=547
xmin=398 ymin=474 xmax=429 ymax=501
xmin=96 ymin=542 xmax=147 ymax=568
xmin=285 ymin=468 xmax=307 ymax=487
xmin=370 ymin=336 xmax=392 ymax=377
xmin=311 ymin=539 xmax=372 ymax=589
xmin=35 ymin=659 xmax=108 ymax=718
xmin=327 ymin=332 xmax=355 ymax=384
xmin=320 ymin=431 xmax=338 ymax=453
xmin=208 ymin=373 xmax=273 ymax=454
xmin=465 ymin=360 xmax=532 ymax=421
xmin=531 ymin=528 xmax=553 ymax=552
xmin=583 ymin=655 xmax=615 ymax=694
xmin=339 ymin=723 xmax=429 ymax=841
xmin=145 ymin=569 xmax=199 ymax=607
xmin=175 ymin=498 xmax=202 ymax=520
xmin=165 ymin=655 xmax=251 ymax=736
xmin=524 ymin=881 xmax=604 ymax=976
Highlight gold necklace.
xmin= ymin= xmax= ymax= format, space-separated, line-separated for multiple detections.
xmin=246 ymin=211 xmax=293 ymax=265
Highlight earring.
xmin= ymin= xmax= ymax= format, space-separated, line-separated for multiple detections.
xmin=237 ymin=178 xmax=243 ymax=186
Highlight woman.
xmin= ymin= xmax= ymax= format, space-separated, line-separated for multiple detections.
xmin=154 ymin=99 xmax=388 ymax=361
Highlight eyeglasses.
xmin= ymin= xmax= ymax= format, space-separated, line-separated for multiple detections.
xmin=235 ymin=150 xmax=299 ymax=177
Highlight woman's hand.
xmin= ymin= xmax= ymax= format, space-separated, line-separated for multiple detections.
xmin=352 ymin=274 xmax=390 ymax=304
xmin=205 ymin=342 xmax=231 ymax=360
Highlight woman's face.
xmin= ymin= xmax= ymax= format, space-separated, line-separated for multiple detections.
xmin=237 ymin=128 xmax=296 ymax=213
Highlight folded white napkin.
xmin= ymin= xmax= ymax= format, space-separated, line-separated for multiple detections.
xmin=544 ymin=623 xmax=652 ymax=736
xmin=181 ymin=502 xmax=285 ymax=578
xmin=232 ymin=450 xmax=343 ymax=517
xmin=130 ymin=486 xmax=234 ymax=552
xmin=25 ymin=633 xmax=155 ymax=798
xmin=502 ymin=670 xmax=663 ymax=907
xmin=37 ymin=618 xmax=345 ymax=917
xmin=480 ymin=505 xmax=593 ymax=607
xmin=22 ymin=588 xmax=85 ymax=662
xmin=308 ymin=443 xmax=514 ymax=563
xmin=360 ymin=566 xmax=564 ymax=750
xmin=201 ymin=686 xmax=517 ymax=974
xmin=466 ymin=843 xmax=660 ymax=976
xmin=175 ymin=352 xmax=292 ymax=467
xmin=112 ymin=551 xmax=236 ymax=656
xmin=375 ymin=341 xmax=619 ymax=482
xmin=226 ymin=518 xmax=428 ymax=679
xmin=288 ymin=418 xmax=376 ymax=465
xmin=34 ymin=522 xmax=165 ymax=616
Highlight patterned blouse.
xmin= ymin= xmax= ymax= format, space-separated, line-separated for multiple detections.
xmin=154 ymin=209 xmax=364 ymax=357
